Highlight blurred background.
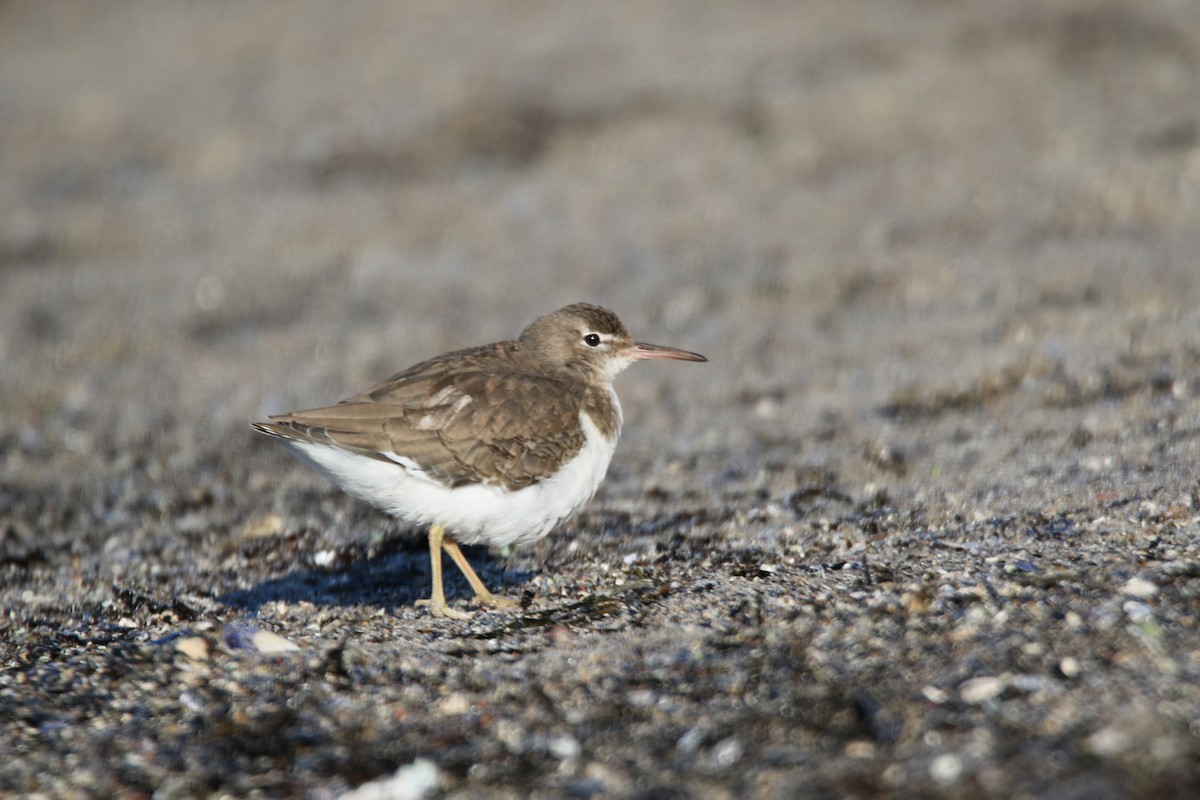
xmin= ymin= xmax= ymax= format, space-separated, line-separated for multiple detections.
xmin=2 ymin=0 xmax=1199 ymax=502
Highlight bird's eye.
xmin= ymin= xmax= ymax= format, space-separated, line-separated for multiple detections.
xmin=584 ymin=333 xmax=601 ymax=347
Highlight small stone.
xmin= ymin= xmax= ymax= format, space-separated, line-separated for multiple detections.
xmin=223 ymin=624 xmax=299 ymax=652
xmin=755 ymin=396 xmax=780 ymax=419
xmin=179 ymin=691 xmax=204 ymax=712
xmin=549 ymin=733 xmax=581 ymax=761
xmin=710 ymin=737 xmax=742 ymax=768
xmin=930 ymin=753 xmax=963 ymax=785
xmin=1123 ymin=601 xmax=1154 ymax=623
xmin=676 ymin=727 xmax=704 ymax=754
xmin=845 ymin=740 xmax=875 ymax=758
xmin=922 ymin=686 xmax=950 ymax=704
xmin=339 ymin=758 xmax=441 ymax=800
xmin=566 ymin=778 xmax=606 ymax=797
xmin=1010 ymin=673 xmax=1048 ymax=694
xmin=251 ymin=629 xmax=300 ymax=653
xmin=494 ymin=720 xmax=526 ymax=753
xmin=1059 ymin=657 xmax=1081 ymax=678
xmin=236 ymin=513 xmax=285 ymax=540
xmin=1119 ymin=577 xmax=1158 ymax=598
xmin=437 ymin=693 xmax=470 ymax=715
xmin=174 ymin=636 xmax=210 ymax=661
xmin=1086 ymin=726 xmax=1132 ymax=757
xmin=959 ymin=676 xmax=1005 ymax=704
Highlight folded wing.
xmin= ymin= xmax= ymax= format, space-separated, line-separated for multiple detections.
xmin=257 ymin=364 xmax=586 ymax=491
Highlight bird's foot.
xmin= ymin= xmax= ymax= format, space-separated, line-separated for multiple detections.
xmin=475 ymin=592 xmax=519 ymax=611
xmin=415 ymin=598 xmax=474 ymax=621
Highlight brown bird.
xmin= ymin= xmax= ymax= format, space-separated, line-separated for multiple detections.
xmin=252 ymin=303 xmax=707 ymax=619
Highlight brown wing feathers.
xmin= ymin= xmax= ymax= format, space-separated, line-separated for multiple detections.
xmin=257 ymin=366 xmax=588 ymax=491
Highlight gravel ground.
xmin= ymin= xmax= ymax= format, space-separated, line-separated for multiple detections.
xmin=3 ymin=1 xmax=1200 ymax=797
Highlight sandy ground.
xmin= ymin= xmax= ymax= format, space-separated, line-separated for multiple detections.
xmin=2 ymin=1 xmax=1200 ymax=797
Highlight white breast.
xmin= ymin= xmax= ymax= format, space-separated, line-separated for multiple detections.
xmin=281 ymin=410 xmax=619 ymax=548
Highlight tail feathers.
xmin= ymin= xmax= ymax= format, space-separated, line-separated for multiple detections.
xmin=250 ymin=419 xmax=326 ymax=444
xmin=250 ymin=420 xmax=288 ymax=439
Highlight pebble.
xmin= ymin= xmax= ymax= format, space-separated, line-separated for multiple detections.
xmin=845 ymin=740 xmax=875 ymax=758
xmin=180 ymin=691 xmax=205 ymax=712
xmin=710 ymin=737 xmax=743 ymax=769
xmin=437 ymin=693 xmax=470 ymax=715
xmin=1123 ymin=601 xmax=1153 ymax=623
xmin=251 ymin=630 xmax=300 ymax=653
xmin=1086 ymin=726 xmax=1131 ymax=757
xmin=174 ymin=636 xmax=211 ymax=661
xmin=676 ymin=727 xmax=704 ymax=754
xmin=338 ymin=758 xmax=441 ymax=800
xmin=929 ymin=753 xmax=964 ymax=785
xmin=1010 ymin=673 xmax=1049 ymax=694
xmin=222 ymin=625 xmax=301 ymax=654
xmin=921 ymin=686 xmax=950 ymax=704
xmin=1119 ymin=577 xmax=1158 ymax=598
xmin=236 ymin=513 xmax=285 ymax=540
xmin=959 ymin=676 xmax=1005 ymax=704
xmin=549 ymin=733 xmax=582 ymax=761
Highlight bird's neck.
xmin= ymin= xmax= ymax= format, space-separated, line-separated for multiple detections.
xmin=582 ymin=383 xmax=622 ymax=443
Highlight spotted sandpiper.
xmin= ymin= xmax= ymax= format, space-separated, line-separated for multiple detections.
xmin=252 ymin=303 xmax=706 ymax=619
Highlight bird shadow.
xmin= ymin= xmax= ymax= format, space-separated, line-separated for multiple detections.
xmin=216 ymin=542 xmax=532 ymax=615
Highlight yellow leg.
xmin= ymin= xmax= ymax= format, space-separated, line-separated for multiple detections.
xmin=443 ymin=537 xmax=518 ymax=610
xmin=414 ymin=524 xmax=473 ymax=620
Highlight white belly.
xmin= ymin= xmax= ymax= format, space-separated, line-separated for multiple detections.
xmin=281 ymin=412 xmax=618 ymax=548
